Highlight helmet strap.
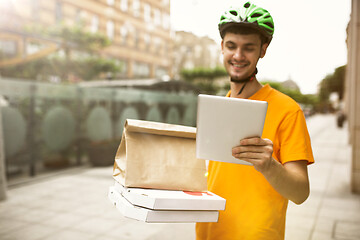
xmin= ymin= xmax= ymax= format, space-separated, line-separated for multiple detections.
xmin=230 ymin=68 xmax=258 ymax=95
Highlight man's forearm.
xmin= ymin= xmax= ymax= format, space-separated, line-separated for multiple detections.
xmin=261 ymin=159 xmax=310 ymax=205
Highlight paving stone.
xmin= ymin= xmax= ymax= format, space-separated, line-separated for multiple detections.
xmin=334 ymin=220 xmax=360 ymax=240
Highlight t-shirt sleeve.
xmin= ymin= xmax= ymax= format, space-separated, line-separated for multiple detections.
xmin=278 ymin=109 xmax=314 ymax=165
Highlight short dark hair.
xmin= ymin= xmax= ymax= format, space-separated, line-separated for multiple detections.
xmin=222 ymin=25 xmax=268 ymax=45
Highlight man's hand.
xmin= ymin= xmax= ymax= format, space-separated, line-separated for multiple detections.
xmin=232 ymin=137 xmax=310 ymax=205
xmin=232 ymin=137 xmax=275 ymax=173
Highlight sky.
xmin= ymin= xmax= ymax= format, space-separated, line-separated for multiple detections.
xmin=170 ymin=0 xmax=351 ymax=94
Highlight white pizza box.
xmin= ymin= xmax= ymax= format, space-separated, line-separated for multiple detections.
xmin=108 ymin=186 xmax=219 ymax=223
xmin=113 ymin=181 xmax=226 ymax=211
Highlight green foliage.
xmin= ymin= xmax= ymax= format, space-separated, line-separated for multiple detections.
xmin=261 ymin=81 xmax=319 ymax=107
xmin=195 ymin=81 xmax=221 ymax=95
xmin=0 ymin=58 xmax=48 ymax=79
xmin=1 ymin=25 xmax=120 ymax=81
xmin=68 ymin=57 xmax=121 ymax=80
xmin=1 ymin=56 xmax=121 ymax=81
xmin=263 ymin=65 xmax=345 ymax=113
xmin=48 ymin=24 xmax=111 ymax=53
xmin=180 ymin=66 xmax=227 ymax=94
xmin=319 ymin=65 xmax=346 ymax=101
xmin=181 ymin=66 xmax=228 ymax=82
xmin=260 ymin=81 xmax=283 ymax=91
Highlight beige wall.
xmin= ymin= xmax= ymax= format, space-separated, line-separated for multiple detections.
xmin=345 ymin=0 xmax=360 ymax=193
xmin=0 ymin=108 xmax=6 ymax=201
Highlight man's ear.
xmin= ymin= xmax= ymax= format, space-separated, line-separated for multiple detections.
xmin=221 ymin=40 xmax=224 ymax=54
xmin=260 ymin=43 xmax=269 ymax=58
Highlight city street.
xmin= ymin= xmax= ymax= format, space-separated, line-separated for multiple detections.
xmin=0 ymin=114 xmax=359 ymax=240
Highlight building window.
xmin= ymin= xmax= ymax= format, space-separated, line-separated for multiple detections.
xmin=134 ymin=30 xmax=139 ymax=48
xmin=153 ymin=8 xmax=161 ymax=26
xmin=144 ymin=3 xmax=151 ymax=22
xmin=0 ymin=40 xmax=17 ymax=57
xmin=162 ymin=13 xmax=170 ymax=30
xmin=184 ymin=60 xmax=194 ymax=69
xmin=144 ymin=34 xmax=150 ymax=50
xmin=91 ymin=15 xmax=99 ymax=33
xmin=120 ymin=0 xmax=128 ymax=11
xmin=31 ymin=0 xmax=39 ymax=20
xmin=75 ymin=9 xmax=82 ymax=25
xmin=107 ymin=21 xmax=115 ymax=40
xmin=133 ymin=62 xmax=150 ymax=78
xmin=114 ymin=59 xmax=127 ymax=78
xmin=120 ymin=26 xmax=128 ymax=45
xmin=133 ymin=0 xmax=140 ymax=17
xmin=155 ymin=67 xmax=168 ymax=79
xmin=107 ymin=0 xmax=114 ymax=6
xmin=153 ymin=37 xmax=161 ymax=53
xmin=195 ymin=45 xmax=202 ymax=58
xmin=55 ymin=1 xmax=62 ymax=23
xmin=164 ymin=43 xmax=169 ymax=56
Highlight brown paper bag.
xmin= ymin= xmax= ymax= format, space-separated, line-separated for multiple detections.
xmin=113 ymin=119 xmax=207 ymax=192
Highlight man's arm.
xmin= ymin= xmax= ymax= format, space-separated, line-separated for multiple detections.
xmin=232 ymin=137 xmax=310 ymax=205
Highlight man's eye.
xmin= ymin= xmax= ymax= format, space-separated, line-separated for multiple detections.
xmin=227 ymin=45 xmax=236 ymax=50
xmin=245 ymin=48 xmax=255 ymax=52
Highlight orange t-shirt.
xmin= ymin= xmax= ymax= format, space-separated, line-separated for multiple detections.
xmin=196 ymin=84 xmax=314 ymax=240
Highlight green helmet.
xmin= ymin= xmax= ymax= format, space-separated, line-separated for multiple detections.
xmin=218 ymin=2 xmax=274 ymax=43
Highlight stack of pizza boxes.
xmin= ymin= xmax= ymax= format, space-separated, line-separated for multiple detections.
xmin=108 ymin=119 xmax=226 ymax=223
xmin=108 ymin=181 xmax=226 ymax=223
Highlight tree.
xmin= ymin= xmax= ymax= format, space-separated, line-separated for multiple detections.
xmin=319 ymin=65 xmax=346 ymax=101
xmin=49 ymin=25 xmax=111 ymax=54
xmin=316 ymin=65 xmax=346 ymax=112
xmin=180 ymin=66 xmax=228 ymax=94
xmin=261 ymin=80 xmax=318 ymax=108
xmin=0 ymin=25 xmax=121 ymax=82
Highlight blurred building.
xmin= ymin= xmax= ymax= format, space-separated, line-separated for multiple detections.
xmin=281 ymin=79 xmax=300 ymax=92
xmin=0 ymin=0 xmax=172 ymax=79
xmin=345 ymin=0 xmax=360 ymax=193
xmin=172 ymin=31 xmax=222 ymax=79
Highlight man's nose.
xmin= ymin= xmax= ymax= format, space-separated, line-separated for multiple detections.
xmin=233 ymin=49 xmax=245 ymax=60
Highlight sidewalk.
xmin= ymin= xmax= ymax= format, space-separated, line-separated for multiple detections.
xmin=286 ymin=114 xmax=360 ymax=240
xmin=0 ymin=114 xmax=359 ymax=240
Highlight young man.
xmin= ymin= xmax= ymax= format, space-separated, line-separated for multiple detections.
xmin=196 ymin=2 xmax=314 ymax=240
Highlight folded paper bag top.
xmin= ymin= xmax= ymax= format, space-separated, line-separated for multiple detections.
xmin=124 ymin=119 xmax=196 ymax=139
xmin=113 ymin=119 xmax=207 ymax=192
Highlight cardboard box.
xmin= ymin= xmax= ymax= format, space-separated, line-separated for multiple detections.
xmin=108 ymin=186 xmax=220 ymax=223
xmin=114 ymin=181 xmax=226 ymax=211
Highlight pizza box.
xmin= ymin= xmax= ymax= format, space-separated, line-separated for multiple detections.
xmin=108 ymin=186 xmax=219 ymax=223
xmin=113 ymin=181 xmax=226 ymax=211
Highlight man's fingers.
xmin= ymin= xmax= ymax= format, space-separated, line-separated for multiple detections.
xmin=233 ymin=152 xmax=264 ymax=160
xmin=240 ymin=137 xmax=273 ymax=146
xmin=232 ymin=146 xmax=263 ymax=155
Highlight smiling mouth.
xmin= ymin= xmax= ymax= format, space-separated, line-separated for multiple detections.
xmin=230 ymin=62 xmax=249 ymax=69
xmin=233 ymin=64 xmax=246 ymax=68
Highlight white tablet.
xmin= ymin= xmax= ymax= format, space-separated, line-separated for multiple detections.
xmin=196 ymin=94 xmax=268 ymax=165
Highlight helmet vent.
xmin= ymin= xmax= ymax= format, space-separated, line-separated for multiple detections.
xmin=229 ymin=10 xmax=238 ymax=16
xmin=220 ymin=16 xmax=226 ymax=21
xmin=244 ymin=2 xmax=251 ymax=8
xmin=264 ymin=22 xmax=274 ymax=29
xmin=251 ymin=13 xmax=262 ymax=18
